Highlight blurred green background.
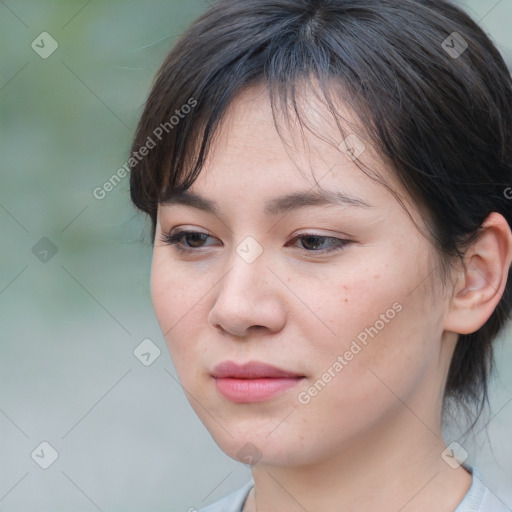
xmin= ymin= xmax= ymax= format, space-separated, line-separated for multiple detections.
xmin=1 ymin=1 xmax=511 ymax=510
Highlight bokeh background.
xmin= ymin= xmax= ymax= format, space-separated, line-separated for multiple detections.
xmin=1 ymin=1 xmax=511 ymax=510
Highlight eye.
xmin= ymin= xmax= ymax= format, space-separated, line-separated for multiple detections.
xmin=160 ymin=230 xmax=217 ymax=252
xmin=160 ymin=229 xmax=352 ymax=255
xmin=290 ymin=233 xmax=351 ymax=254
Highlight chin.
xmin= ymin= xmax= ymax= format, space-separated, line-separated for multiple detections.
xmin=206 ymin=424 xmax=316 ymax=468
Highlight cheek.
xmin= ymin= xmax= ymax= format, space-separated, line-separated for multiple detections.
xmin=150 ymin=251 xmax=230 ymax=390
xmin=150 ymin=254 xmax=203 ymax=361
xmin=299 ymin=257 xmax=405 ymax=352
xmin=305 ymin=253 xmax=440 ymax=401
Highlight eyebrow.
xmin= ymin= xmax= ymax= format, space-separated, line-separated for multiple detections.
xmin=160 ymin=189 xmax=372 ymax=216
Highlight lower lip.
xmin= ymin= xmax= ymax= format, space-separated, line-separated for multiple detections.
xmin=214 ymin=377 xmax=304 ymax=403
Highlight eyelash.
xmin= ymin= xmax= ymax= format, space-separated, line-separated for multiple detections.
xmin=160 ymin=230 xmax=352 ymax=255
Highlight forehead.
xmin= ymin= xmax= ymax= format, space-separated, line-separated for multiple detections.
xmin=185 ymin=84 xmax=401 ymax=203
xmin=157 ymin=82 xmax=424 ymax=235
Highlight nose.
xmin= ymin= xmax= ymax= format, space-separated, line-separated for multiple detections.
xmin=208 ymin=250 xmax=287 ymax=338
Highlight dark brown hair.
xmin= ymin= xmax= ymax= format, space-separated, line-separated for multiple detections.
xmin=129 ymin=0 xmax=512 ymax=425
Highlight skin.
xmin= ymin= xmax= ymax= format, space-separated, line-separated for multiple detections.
xmin=151 ymin=84 xmax=512 ymax=511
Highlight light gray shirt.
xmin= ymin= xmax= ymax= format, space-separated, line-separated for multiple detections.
xmin=196 ymin=466 xmax=510 ymax=512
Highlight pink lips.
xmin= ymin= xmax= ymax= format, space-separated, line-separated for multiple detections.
xmin=212 ymin=361 xmax=305 ymax=403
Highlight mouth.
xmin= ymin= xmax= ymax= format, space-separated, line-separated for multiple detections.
xmin=211 ymin=360 xmax=305 ymax=403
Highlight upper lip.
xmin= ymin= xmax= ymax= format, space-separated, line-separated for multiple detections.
xmin=212 ymin=360 xmax=304 ymax=379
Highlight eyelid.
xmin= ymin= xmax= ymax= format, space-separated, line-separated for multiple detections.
xmin=160 ymin=228 xmax=353 ymax=255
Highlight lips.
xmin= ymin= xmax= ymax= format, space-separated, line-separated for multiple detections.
xmin=211 ymin=360 xmax=304 ymax=379
xmin=211 ymin=361 xmax=305 ymax=403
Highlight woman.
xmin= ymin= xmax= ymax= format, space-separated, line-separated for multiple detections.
xmin=129 ymin=0 xmax=512 ymax=510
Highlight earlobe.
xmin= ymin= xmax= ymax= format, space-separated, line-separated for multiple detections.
xmin=444 ymin=212 xmax=512 ymax=335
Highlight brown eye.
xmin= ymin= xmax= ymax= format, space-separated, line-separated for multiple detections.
xmin=160 ymin=230 xmax=218 ymax=251
xmin=292 ymin=234 xmax=352 ymax=254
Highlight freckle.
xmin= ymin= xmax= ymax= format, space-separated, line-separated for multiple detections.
xmin=374 ymin=275 xmax=380 ymax=279
xmin=344 ymin=298 xmax=348 ymax=302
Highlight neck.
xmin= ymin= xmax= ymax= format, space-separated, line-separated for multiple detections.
xmin=245 ymin=410 xmax=471 ymax=512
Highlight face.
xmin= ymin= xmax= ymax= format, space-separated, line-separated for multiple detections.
xmin=151 ymin=84 xmax=455 ymax=468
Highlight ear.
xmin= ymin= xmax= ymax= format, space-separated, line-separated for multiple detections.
xmin=444 ymin=212 xmax=512 ymax=335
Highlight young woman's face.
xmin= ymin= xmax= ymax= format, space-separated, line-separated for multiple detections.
xmin=151 ymin=85 xmax=457 ymax=467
